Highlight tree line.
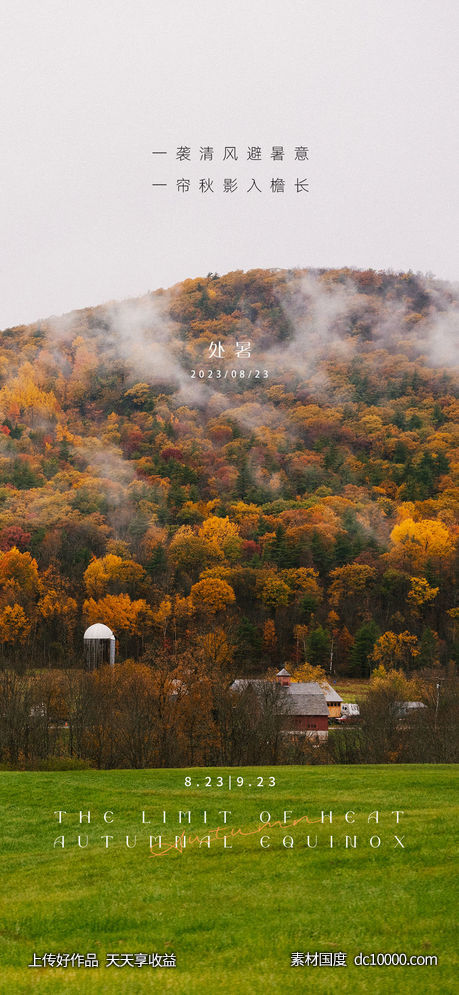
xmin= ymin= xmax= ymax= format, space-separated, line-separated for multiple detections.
xmin=0 ymin=655 xmax=456 ymax=769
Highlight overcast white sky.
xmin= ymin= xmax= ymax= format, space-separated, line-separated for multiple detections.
xmin=1 ymin=0 xmax=458 ymax=328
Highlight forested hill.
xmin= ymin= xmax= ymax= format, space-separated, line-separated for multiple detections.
xmin=0 ymin=267 xmax=457 ymax=674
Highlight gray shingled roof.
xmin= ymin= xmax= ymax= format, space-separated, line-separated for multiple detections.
xmin=288 ymin=681 xmax=324 ymax=695
xmin=231 ymin=679 xmax=267 ymax=692
xmin=321 ymin=684 xmax=343 ymax=703
xmin=286 ymin=692 xmax=329 ymax=716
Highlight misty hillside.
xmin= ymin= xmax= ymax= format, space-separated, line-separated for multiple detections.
xmin=0 ymin=267 xmax=457 ymax=674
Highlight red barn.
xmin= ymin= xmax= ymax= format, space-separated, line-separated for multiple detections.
xmin=230 ymin=669 xmax=329 ymax=741
xmin=276 ymin=670 xmax=329 ymax=739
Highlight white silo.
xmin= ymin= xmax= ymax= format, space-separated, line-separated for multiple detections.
xmin=83 ymin=623 xmax=116 ymax=670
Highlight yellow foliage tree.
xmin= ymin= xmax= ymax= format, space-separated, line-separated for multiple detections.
xmin=261 ymin=577 xmax=290 ymax=609
xmin=263 ymin=619 xmax=277 ymax=653
xmin=229 ymin=501 xmax=260 ymax=537
xmin=168 ymin=526 xmax=211 ymax=574
xmin=0 ymin=547 xmax=40 ymax=605
xmin=329 ymin=564 xmax=377 ymax=609
xmin=407 ymin=576 xmax=439 ymax=610
xmin=370 ymin=631 xmax=419 ymax=671
xmin=370 ymin=665 xmax=424 ymax=700
xmin=198 ymin=515 xmax=242 ymax=562
xmin=281 ymin=567 xmax=322 ymax=602
xmin=190 ymin=578 xmax=236 ymax=614
xmin=0 ymin=604 xmax=31 ymax=645
xmin=195 ymin=627 xmax=234 ymax=670
xmin=0 ymin=363 xmax=60 ymax=426
xmin=83 ymin=554 xmax=146 ymax=598
xmin=37 ymin=591 xmax=77 ymax=645
xmin=291 ymin=662 xmax=326 ymax=683
xmin=83 ymin=594 xmax=153 ymax=637
xmin=153 ymin=597 xmax=172 ymax=644
xmin=388 ymin=517 xmax=455 ymax=573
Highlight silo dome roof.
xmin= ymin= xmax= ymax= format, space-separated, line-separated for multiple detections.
xmin=84 ymin=623 xmax=115 ymax=640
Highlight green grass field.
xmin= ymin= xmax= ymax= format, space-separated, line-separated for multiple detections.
xmin=0 ymin=765 xmax=457 ymax=994
xmin=334 ymin=678 xmax=370 ymax=701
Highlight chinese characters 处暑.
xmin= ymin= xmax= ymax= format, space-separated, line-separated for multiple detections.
xmin=189 ymin=340 xmax=269 ymax=383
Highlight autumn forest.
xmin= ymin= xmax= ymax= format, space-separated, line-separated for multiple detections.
xmin=0 ymin=267 xmax=457 ymax=765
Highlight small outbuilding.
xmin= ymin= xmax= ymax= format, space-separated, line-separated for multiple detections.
xmin=276 ymin=667 xmax=292 ymax=687
xmin=320 ymin=681 xmax=343 ymax=719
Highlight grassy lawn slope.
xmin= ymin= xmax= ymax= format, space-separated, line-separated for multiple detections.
xmin=0 ymin=765 xmax=457 ymax=994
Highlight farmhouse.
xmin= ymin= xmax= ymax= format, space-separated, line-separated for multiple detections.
xmin=277 ymin=669 xmax=329 ymax=739
xmin=231 ymin=668 xmax=329 ymax=740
